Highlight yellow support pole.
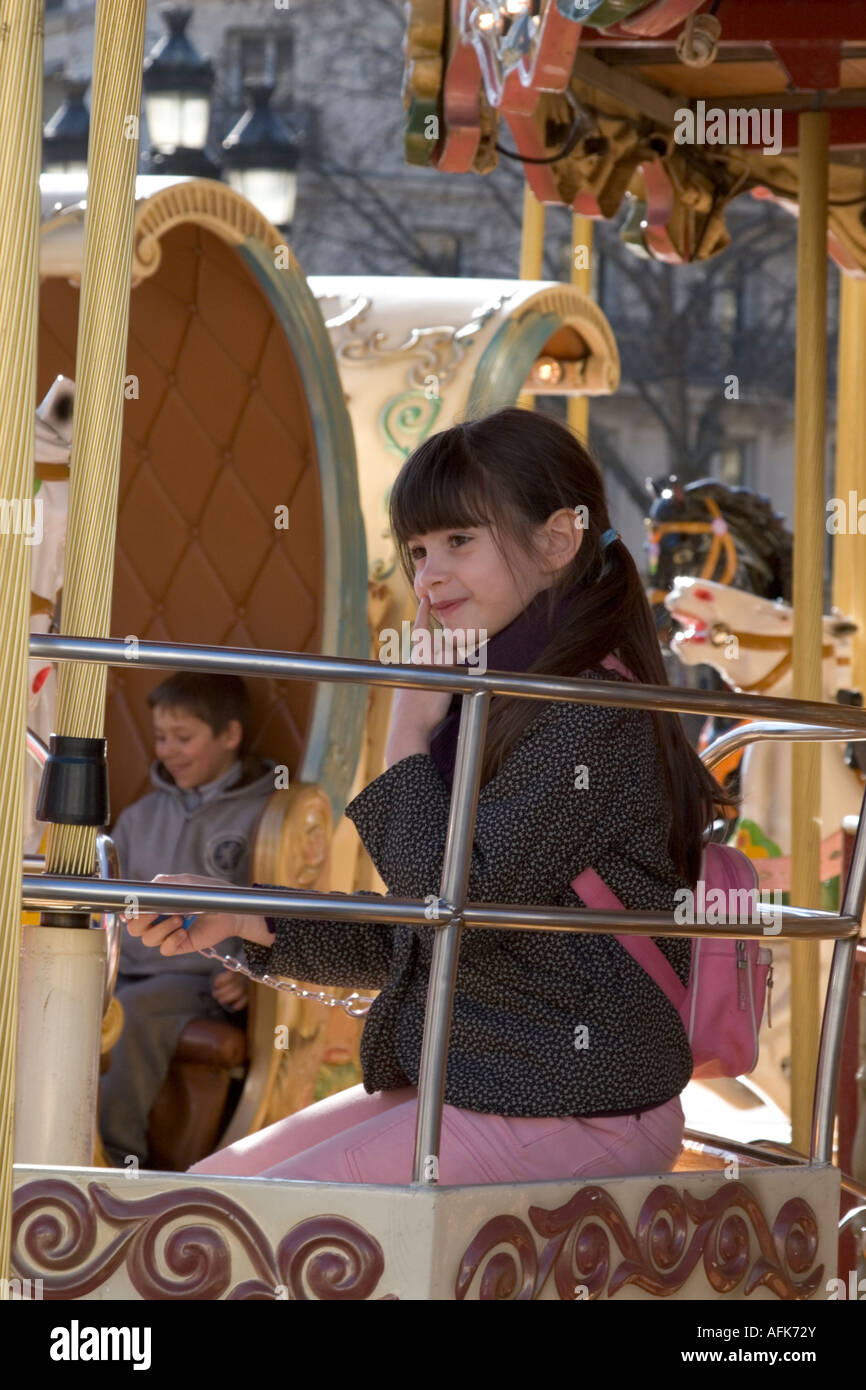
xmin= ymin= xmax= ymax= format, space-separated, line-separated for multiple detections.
xmin=833 ymin=275 xmax=866 ymax=691
xmin=517 ymin=183 xmax=546 ymax=410
xmin=14 ymin=2 xmax=147 ymax=1172
xmin=790 ymin=112 xmax=829 ymax=1154
xmin=568 ymin=215 xmax=594 ymax=440
xmin=0 ymin=0 xmax=45 ymax=1287
xmin=44 ymin=0 xmax=147 ymax=878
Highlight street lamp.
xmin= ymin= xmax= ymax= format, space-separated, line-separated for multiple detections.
xmin=222 ymin=82 xmax=300 ymax=230
xmin=43 ymin=76 xmax=90 ymax=176
xmin=142 ymin=3 xmax=218 ymax=177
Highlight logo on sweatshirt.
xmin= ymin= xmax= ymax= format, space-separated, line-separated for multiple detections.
xmin=205 ymin=833 xmax=247 ymax=878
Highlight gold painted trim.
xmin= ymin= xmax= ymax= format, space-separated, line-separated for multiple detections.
xmin=131 ymin=178 xmax=299 ymax=285
xmin=518 ymin=285 xmax=620 ymax=394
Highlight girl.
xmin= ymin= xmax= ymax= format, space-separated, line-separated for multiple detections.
xmin=127 ymin=408 xmax=733 ymax=1185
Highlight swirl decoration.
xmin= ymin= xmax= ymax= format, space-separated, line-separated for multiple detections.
xmin=455 ymin=1215 xmax=538 ymax=1301
xmin=456 ymin=1182 xmax=824 ymax=1301
xmin=381 ymin=391 xmax=443 ymax=462
xmin=278 ymin=1216 xmax=393 ymax=1301
xmin=12 ymin=1176 xmax=821 ymax=1301
xmin=335 ymin=294 xmax=512 ymax=391
xmin=12 ymin=1179 xmax=395 ymax=1301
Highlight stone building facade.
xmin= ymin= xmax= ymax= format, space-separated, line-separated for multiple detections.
xmin=41 ymin=0 xmax=833 ymax=565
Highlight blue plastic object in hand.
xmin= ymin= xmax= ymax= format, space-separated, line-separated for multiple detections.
xmin=151 ymin=913 xmax=198 ymax=930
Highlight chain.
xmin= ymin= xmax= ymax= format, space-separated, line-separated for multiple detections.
xmin=199 ymin=946 xmax=375 ymax=1018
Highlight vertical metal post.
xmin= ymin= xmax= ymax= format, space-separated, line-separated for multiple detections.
xmin=568 ymin=213 xmax=594 ymax=440
xmin=517 ymin=184 xmax=545 ymax=411
xmin=834 ymin=274 xmax=866 ymax=694
xmin=812 ymin=779 xmax=866 ymax=1162
xmin=0 ymin=0 xmax=45 ymax=1287
xmin=412 ymin=692 xmax=490 ymax=1183
xmin=790 ymin=110 xmax=829 ymax=1153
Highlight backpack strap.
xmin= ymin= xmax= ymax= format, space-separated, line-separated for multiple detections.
xmin=598 ymin=651 xmax=633 ymax=681
xmin=578 ymin=652 xmax=689 ymax=1009
xmin=571 ymin=866 xmax=688 ymax=1009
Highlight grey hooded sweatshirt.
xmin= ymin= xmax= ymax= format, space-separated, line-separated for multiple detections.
xmin=111 ymin=755 xmax=276 ymax=977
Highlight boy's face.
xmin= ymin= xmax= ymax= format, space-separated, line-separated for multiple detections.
xmin=152 ymin=705 xmax=242 ymax=790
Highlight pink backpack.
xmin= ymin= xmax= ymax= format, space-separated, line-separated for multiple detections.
xmin=570 ymin=654 xmax=774 ymax=1079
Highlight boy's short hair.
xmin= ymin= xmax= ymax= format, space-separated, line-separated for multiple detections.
xmin=146 ymin=673 xmax=251 ymax=745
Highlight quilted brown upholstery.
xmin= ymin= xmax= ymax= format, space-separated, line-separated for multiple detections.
xmin=38 ymin=221 xmax=325 ymax=817
xmin=40 ymin=220 xmax=335 ymax=1171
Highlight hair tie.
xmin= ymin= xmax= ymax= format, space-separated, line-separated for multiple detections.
xmin=600 ymin=528 xmax=619 ymax=549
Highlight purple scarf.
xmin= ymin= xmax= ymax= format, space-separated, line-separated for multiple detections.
xmin=429 ymin=588 xmax=571 ymax=790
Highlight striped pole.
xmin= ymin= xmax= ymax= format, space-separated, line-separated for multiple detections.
xmin=790 ymin=112 xmax=830 ymax=1153
xmin=0 ymin=0 xmax=45 ymax=1283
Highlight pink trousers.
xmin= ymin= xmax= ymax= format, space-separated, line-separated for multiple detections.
xmin=190 ymin=1085 xmax=685 ymax=1185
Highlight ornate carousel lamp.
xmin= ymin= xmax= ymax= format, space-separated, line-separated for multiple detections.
xmin=42 ymin=75 xmax=90 ymax=176
xmin=222 ymin=81 xmax=300 ymax=231
xmin=142 ymin=3 xmax=219 ymax=177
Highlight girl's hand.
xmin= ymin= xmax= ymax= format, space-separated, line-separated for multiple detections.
xmin=122 ymin=873 xmax=274 ymax=956
xmin=212 ymin=969 xmax=249 ymax=1012
xmin=385 ymin=595 xmax=454 ymax=766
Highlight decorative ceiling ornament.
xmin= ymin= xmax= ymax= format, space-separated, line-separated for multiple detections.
xmin=503 ymin=82 xmax=735 ymax=263
xmin=674 ymin=11 xmax=722 ymax=68
xmin=575 ymin=0 xmax=653 ymax=29
xmin=398 ymin=2 xmax=744 ymax=265
xmin=461 ymin=0 xmax=583 ymax=115
xmin=434 ymin=0 xmax=497 ymax=172
xmin=639 ymin=148 xmax=733 ymax=263
xmin=403 ymin=0 xmax=447 ymax=166
xmin=607 ymin=0 xmax=706 ymax=38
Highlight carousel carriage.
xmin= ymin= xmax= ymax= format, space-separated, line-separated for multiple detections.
xmin=24 ymin=174 xmax=622 ymax=1171
xmin=3 ymin=0 xmax=866 ymax=1304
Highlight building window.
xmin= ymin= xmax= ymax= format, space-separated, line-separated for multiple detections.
xmin=711 ymin=439 xmax=756 ymax=489
xmin=411 ymin=229 xmax=461 ymax=277
xmin=715 ymin=285 xmax=739 ymax=338
xmin=229 ymin=29 xmax=294 ymax=105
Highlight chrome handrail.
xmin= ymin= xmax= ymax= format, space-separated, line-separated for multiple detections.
xmin=95 ymin=833 xmax=121 ymax=1014
xmin=29 ymin=632 xmax=866 ymax=731
xmin=19 ymin=875 xmax=858 ymax=942
xmin=702 ymin=718 xmax=866 ymax=772
xmin=24 ymin=631 xmax=866 ymax=1178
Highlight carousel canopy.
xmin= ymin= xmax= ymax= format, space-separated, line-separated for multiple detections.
xmin=404 ymin=0 xmax=866 ymax=272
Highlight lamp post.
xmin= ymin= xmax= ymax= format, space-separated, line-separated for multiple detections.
xmin=222 ymin=81 xmax=300 ymax=231
xmin=142 ymin=3 xmax=218 ymax=177
xmin=43 ymin=75 xmax=90 ymax=176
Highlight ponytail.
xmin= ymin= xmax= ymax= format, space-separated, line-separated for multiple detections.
xmin=390 ymin=408 xmax=737 ymax=887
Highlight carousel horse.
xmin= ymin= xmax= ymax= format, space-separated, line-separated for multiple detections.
xmin=25 ymin=376 xmax=74 ymax=854
xmin=644 ymin=475 xmax=794 ymax=793
xmin=645 ymin=475 xmax=793 ymax=633
xmin=664 ymin=574 xmax=861 ymax=1116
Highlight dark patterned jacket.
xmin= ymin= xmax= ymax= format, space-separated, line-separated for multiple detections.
xmin=243 ymin=668 xmax=694 ymax=1118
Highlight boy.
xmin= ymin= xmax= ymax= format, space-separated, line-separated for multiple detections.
xmin=99 ymin=672 xmax=276 ymax=1168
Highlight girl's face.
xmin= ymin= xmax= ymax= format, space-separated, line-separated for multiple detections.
xmin=407 ymin=525 xmax=552 ymax=638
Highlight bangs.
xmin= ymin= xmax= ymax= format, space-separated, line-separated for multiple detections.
xmin=389 ymin=426 xmax=496 ymax=560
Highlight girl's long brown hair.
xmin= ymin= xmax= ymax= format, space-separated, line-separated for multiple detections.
xmin=389 ymin=407 xmax=736 ymax=888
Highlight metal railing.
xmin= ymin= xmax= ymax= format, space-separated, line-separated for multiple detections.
xmin=23 ymin=632 xmax=866 ymax=1180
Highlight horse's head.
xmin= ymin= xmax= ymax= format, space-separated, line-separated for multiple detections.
xmin=665 ymin=576 xmax=855 ymax=696
xmin=645 ymin=476 xmax=793 ymax=644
